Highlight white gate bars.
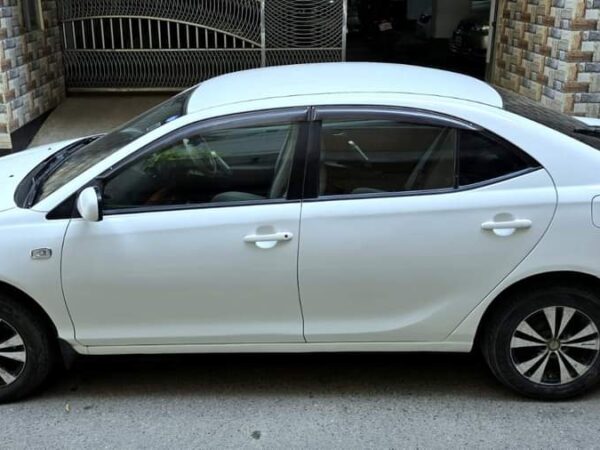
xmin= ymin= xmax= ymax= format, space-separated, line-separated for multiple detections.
xmin=59 ymin=0 xmax=347 ymax=91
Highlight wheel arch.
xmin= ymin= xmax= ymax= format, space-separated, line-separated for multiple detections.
xmin=473 ymin=271 xmax=600 ymax=350
xmin=0 ymin=281 xmax=59 ymax=339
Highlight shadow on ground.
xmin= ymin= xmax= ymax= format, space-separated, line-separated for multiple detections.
xmin=39 ymin=352 xmax=537 ymax=402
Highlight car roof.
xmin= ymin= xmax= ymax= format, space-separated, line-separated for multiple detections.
xmin=186 ymin=62 xmax=503 ymax=113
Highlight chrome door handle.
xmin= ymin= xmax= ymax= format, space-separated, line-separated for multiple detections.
xmin=481 ymin=219 xmax=532 ymax=231
xmin=244 ymin=232 xmax=294 ymax=243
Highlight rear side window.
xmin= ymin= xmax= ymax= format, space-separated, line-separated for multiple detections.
xmin=314 ymin=114 xmax=541 ymax=198
xmin=318 ymin=120 xmax=456 ymax=196
xmin=459 ymin=130 xmax=539 ymax=186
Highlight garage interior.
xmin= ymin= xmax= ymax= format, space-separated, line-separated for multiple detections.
xmin=346 ymin=0 xmax=493 ymax=80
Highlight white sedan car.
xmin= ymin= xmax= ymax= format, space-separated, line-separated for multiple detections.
xmin=1 ymin=63 xmax=600 ymax=402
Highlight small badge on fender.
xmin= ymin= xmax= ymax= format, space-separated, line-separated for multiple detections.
xmin=31 ymin=248 xmax=52 ymax=260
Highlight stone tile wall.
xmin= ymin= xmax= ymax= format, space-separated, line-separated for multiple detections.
xmin=494 ymin=0 xmax=600 ymax=116
xmin=0 ymin=0 xmax=65 ymax=149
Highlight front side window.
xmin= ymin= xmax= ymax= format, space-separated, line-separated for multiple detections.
xmin=319 ymin=120 xmax=456 ymax=196
xmin=103 ymin=123 xmax=298 ymax=210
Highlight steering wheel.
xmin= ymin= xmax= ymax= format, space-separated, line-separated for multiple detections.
xmin=208 ymin=150 xmax=233 ymax=176
xmin=183 ymin=138 xmax=232 ymax=176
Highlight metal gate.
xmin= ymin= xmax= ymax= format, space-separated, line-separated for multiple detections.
xmin=59 ymin=0 xmax=347 ymax=91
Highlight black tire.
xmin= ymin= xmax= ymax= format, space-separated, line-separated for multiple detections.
xmin=0 ymin=294 xmax=56 ymax=403
xmin=482 ymin=284 xmax=600 ymax=400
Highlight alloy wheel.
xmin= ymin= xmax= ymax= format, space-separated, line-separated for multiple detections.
xmin=510 ymin=306 xmax=600 ymax=385
xmin=0 ymin=319 xmax=27 ymax=387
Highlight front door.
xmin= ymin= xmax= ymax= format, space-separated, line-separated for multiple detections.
xmin=298 ymin=107 xmax=557 ymax=342
xmin=62 ymin=114 xmax=307 ymax=346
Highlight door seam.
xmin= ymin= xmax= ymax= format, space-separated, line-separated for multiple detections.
xmin=58 ymin=217 xmax=82 ymax=345
xmin=296 ymin=200 xmax=307 ymax=342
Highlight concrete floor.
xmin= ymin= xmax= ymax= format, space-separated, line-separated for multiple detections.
xmin=2 ymin=353 xmax=600 ymax=448
xmin=30 ymin=95 xmax=170 ymax=147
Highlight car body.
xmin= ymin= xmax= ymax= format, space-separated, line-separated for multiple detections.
xmin=2 ymin=62 xmax=600 ymax=401
xmin=415 ymin=7 xmax=433 ymax=39
xmin=449 ymin=12 xmax=490 ymax=59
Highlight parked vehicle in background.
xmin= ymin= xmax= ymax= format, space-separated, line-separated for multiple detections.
xmin=415 ymin=7 xmax=433 ymax=39
xmin=358 ymin=0 xmax=396 ymax=56
xmin=449 ymin=11 xmax=490 ymax=60
xmin=471 ymin=0 xmax=492 ymax=13
xmin=2 ymin=63 xmax=600 ymax=403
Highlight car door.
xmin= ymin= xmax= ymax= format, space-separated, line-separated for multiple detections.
xmin=61 ymin=108 xmax=309 ymax=346
xmin=298 ymin=106 xmax=557 ymax=342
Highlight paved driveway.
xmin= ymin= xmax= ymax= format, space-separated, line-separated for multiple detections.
xmin=30 ymin=95 xmax=169 ymax=147
xmin=2 ymin=352 xmax=599 ymax=449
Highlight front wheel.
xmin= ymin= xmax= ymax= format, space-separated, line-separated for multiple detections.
xmin=0 ymin=295 xmax=56 ymax=403
xmin=482 ymin=285 xmax=600 ymax=400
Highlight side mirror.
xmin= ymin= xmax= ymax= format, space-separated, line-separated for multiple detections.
xmin=76 ymin=186 xmax=102 ymax=222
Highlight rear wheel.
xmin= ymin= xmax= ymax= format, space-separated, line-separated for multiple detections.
xmin=483 ymin=285 xmax=600 ymax=400
xmin=0 ymin=295 xmax=56 ymax=403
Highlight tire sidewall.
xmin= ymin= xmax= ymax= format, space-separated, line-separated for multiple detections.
xmin=0 ymin=299 xmax=53 ymax=403
xmin=490 ymin=286 xmax=600 ymax=400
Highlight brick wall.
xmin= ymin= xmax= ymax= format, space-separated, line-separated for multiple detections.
xmin=494 ymin=0 xmax=600 ymax=117
xmin=0 ymin=0 xmax=65 ymax=149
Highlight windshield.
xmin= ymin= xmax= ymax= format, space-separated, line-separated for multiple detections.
xmin=498 ymin=87 xmax=600 ymax=151
xmin=34 ymin=89 xmax=192 ymax=204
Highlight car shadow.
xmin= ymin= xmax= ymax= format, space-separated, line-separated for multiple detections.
xmin=36 ymin=351 xmax=600 ymax=403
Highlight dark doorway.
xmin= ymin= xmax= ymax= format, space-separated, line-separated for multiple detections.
xmin=346 ymin=0 xmax=492 ymax=80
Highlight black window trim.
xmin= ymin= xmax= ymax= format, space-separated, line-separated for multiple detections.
xmin=302 ymin=167 xmax=542 ymax=204
xmin=303 ymin=105 xmax=543 ymax=203
xmin=46 ymin=104 xmax=544 ymax=219
xmin=47 ymin=107 xmax=310 ymax=219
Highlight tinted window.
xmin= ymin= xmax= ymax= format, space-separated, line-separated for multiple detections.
xmin=319 ymin=120 xmax=456 ymax=196
xmin=459 ymin=130 xmax=539 ymax=186
xmin=103 ymin=123 xmax=298 ymax=210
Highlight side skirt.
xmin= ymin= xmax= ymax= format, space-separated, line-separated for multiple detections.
xmin=68 ymin=341 xmax=473 ymax=356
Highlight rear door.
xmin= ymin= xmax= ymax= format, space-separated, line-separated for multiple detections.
xmin=298 ymin=106 xmax=557 ymax=342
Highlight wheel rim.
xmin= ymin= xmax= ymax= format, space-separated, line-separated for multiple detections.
xmin=0 ymin=319 xmax=26 ymax=387
xmin=510 ymin=306 xmax=600 ymax=386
